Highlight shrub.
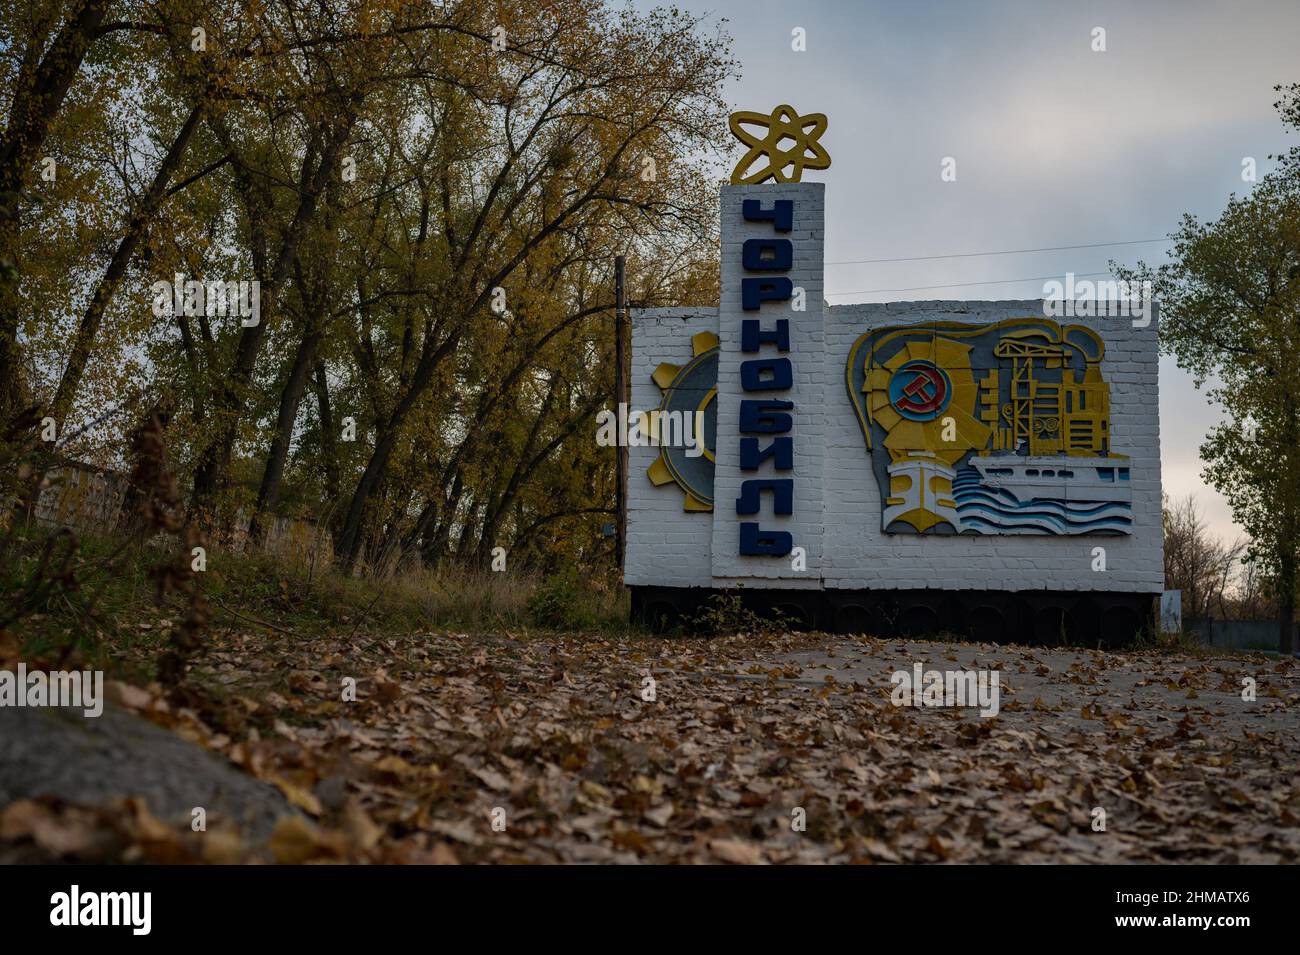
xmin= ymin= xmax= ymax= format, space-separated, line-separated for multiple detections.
xmin=689 ymin=592 xmax=790 ymax=636
xmin=526 ymin=574 xmax=594 ymax=630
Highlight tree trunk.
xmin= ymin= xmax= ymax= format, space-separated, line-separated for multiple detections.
xmin=312 ymin=359 xmax=340 ymax=505
xmin=1279 ymin=574 xmax=1295 ymax=656
xmin=248 ymin=327 xmax=322 ymax=543
xmin=336 ymin=326 xmax=464 ymax=573
xmin=1279 ymin=489 xmax=1296 ymax=655
xmin=336 ymin=412 xmax=401 ymax=573
xmin=401 ymin=498 xmax=438 ymax=566
xmin=13 ymin=100 xmax=207 ymax=521
xmin=1281 ymin=395 xmax=1299 ymax=656
xmin=425 ymin=469 xmax=464 ymax=568
xmin=0 ymin=0 xmax=110 ymax=421
xmin=472 ymin=377 xmax=561 ymax=565
xmin=190 ymin=120 xmax=350 ymax=516
xmin=455 ymin=500 xmax=483 ymax=564
xmin=334 ymin=298 xmax=605 ymax=574
xmin=49 ymin=100 xmax=205 ymax=426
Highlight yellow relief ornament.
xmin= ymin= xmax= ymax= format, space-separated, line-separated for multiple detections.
xmin=728 ymin=105 xmax=831 ymax=185
xmin=647 ymin=331 xmax=718 ymax=512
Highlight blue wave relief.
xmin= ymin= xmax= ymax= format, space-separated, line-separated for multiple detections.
xmin=952 ymin=467 xmax=1132 ymax=535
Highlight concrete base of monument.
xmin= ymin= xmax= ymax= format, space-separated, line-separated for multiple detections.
xmin=630 ymin=586 xmax=1159 ymax=647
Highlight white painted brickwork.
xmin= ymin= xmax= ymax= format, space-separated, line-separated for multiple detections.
xmin=625 ymin=307 xmax=717 ymax=588
xmin=710 ymin=183 xmax=825 ymax=588
xmin=625 ymin=188 xmax=1163 ymax=596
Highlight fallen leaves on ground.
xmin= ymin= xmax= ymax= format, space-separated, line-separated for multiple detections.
xmin=4 ymin=627 xmax=1298 ymax=864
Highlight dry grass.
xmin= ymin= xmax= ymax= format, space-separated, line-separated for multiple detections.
xmin=4 ymin=525 xmax=630 ymax=681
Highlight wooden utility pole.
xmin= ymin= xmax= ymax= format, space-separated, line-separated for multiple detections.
xmin=614 ymin=256 xmax=627 ymax=575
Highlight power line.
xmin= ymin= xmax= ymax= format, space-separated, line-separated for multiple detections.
xmin=825 ymin=238 xmax=1171 ymax=267
xmin=826 ymin=270 xmax=1114 ymax=297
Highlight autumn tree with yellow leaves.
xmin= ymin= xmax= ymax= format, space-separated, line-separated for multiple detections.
xmin=1119 ymin=85 xmax=1300 ymax=654
xmin=1 ymin=0 xmax=733 ymax=576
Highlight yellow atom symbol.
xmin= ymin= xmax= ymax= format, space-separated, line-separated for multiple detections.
xmin=728 ymin=104 xmax=831 ymax=185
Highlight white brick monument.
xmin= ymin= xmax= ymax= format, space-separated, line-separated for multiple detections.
xmin=627 ymin=180 xmax=1161 ymax=643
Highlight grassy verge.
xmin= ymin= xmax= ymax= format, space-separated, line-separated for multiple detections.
xmin=2 ymin=523 xmax=630 ymax=680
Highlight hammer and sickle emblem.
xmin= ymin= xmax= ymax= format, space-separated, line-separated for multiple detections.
xmin=888 ymin=360 xmax=951 ymax=421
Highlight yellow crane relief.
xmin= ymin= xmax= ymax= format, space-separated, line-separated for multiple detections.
xmin=985 ymin=336 xmax=1111 ymax=456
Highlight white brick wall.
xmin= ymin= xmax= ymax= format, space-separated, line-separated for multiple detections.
xmin=625 ymin=307 xmax=717 ymax=588
xmin=710 ymin=183 xmax=825 ymax=589
xmin=625 ymin=194 xmax=1164 ymax=596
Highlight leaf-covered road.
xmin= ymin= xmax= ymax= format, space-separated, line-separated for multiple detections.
xmin=6 ymin=630 xmax=1299 ymax=863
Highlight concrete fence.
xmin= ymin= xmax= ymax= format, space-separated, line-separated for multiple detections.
xmin=1184 ymin=616 xmax=1294 ymax=653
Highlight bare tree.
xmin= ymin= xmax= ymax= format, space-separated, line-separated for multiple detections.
xmin=1163 ymin=493 xmax=1246 ymax=620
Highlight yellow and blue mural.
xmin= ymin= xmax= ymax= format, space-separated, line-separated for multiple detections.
xmin=647 ymin=331 xmax=719 ymax=511
xmin=845 ymin=318 xmax=1132 ymax=535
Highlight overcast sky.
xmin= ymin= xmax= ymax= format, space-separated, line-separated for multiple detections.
xmin=647 ymin=0 xmax=1299 ymax=544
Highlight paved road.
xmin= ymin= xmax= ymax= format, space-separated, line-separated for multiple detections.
xmin=3 ymin=632 xmax=1296 ymax=863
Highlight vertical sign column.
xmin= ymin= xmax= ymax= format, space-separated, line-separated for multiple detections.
xmin=711 ymin=182 xmax=825 ymax=585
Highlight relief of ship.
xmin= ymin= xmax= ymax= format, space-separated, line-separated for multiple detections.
xmin=954 ymin=454 xmax=1132 ymax=534
xmin=968 ymin=454 xmax=1132 ymax=502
